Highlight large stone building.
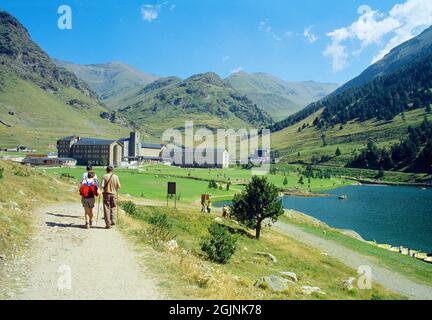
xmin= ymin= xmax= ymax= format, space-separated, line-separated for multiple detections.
xmin=169 ymin=148 xmax=230 ymax=169
xmin=57 ymin=136 xmax=123 ymax=166
xmin=57 ymin=132 xmax=166 ymax=166
xmin=119 ymin=132 xmax=166 ymax=161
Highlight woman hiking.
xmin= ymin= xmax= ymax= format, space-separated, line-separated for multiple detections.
xmin=80 ymin=171 xmax=99 ymax=229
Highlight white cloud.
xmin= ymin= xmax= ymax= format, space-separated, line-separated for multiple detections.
xmin=141 ymin=4 xmax=161 ymax=22
xmin=141 ymin=2 xmax=175 ymax=22
xmin=230 ymin=67 xmax=243 ymax=74
xmin=259 ymin=21 xmax=282 ymax=42
xmin=304 ymin=25 xmax=319 ymax=43
xmin=324 ymin=0 xmax=432 ymax=71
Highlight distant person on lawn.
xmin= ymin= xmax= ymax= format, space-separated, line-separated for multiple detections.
xmin=101 ymin=166 xmax=121 ymax=229
xmin=207 ymin=201 xmax=212 ymax=214
xmin=80 ymin=171 xmax=99 ymax=229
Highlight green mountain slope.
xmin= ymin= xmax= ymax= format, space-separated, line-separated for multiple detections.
xmin=272 ymin=26 xmax=432 ymax=132
xmin=54 ymin=59 xmax=159 ymax=110
xmin=0 ymin=11 xmax=128 ymax=150
xmin=270 ymin=26 xmax=432 ymax=175
xmin=225 ymin=71 xmax=338 ymax=121
xmin=335 ymin=25 xmax=432 ymax=95
xmin=118 ymin=72 xmax=273 ymax=137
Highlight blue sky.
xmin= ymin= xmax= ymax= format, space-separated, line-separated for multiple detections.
xmin=1 ymin=0 xmax=432 ymax=84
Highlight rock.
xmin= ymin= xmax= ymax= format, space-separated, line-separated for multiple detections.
xmin=280 ymin=271 xmax=298 ymax=282
xmin=255 ymin=252 xmax=277 ymax=263
xmin=343 ymin=277 xmax=356 ymax=291
xmin=18 ymin=190 xmax=26 ymax=196
xmin=213 ymin=217 xmax=223 ymax=223
xmin=166 ymin=240 xmax=178 ymax=251
xmin=255 ymin=275 xmax=289 ymax=292
xmin=302 ymin=286 xmax=325 ymax=295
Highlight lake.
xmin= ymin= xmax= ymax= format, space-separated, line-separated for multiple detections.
xmin=216 ymin=185 xmax=432 ymax=253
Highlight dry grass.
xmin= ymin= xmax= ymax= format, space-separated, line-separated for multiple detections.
xmin=119 ymin=204 xmax=404 ymax=300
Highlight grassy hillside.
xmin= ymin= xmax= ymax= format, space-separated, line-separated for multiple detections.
xmin=54 ymin=60 xmax=159 ymax=110
xmin=226 ymin=72 xmax=338 ymax=121
xmin=0 ymin=75 xmax=129 ymax=150
xmin=118 ymin=204 xmax=402 ymax=299
xmin=0 ymin=160 xmax=76 ymax=261
xmin=272 ymin=107 xmax=432 ymax=167
xmin=0 ymin=11 xmax=129 ymax=150
xmin=118 ymin=72 xmax=273 ymax=138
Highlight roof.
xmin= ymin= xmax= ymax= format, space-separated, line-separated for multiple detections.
xmin=58 ymin=136 xmax=77 ymax=141
xmin=73 ymin=138 xmax=117 ymax=146
xmin=118 ymin=138 xmax=130 ymax=142
xmin=141 ymin=143 xmax=164 ymax=149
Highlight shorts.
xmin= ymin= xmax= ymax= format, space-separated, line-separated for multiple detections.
xmin=81 ymin=197 xmax=95 ymax=209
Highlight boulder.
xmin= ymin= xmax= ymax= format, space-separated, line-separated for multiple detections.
xmin=255 ymin=252 xmax=277 ymax=263
xmin=213 ymin=217 xmax=223 ymax=223
xmin=255 ymin=275 xmax=289 ymax=292
xmin=166 ymin=240 xmax=178 ymax=251
xmin=342 ymin=277 xmax=356 ymax=291
xmin=302 ymin=286 xmax=325 ymax=295
xmin=280 ymin=271 xmax=298 ymax=282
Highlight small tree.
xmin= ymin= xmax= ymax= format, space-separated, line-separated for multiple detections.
xmin=283 ymin=177 xmax=288 ymax=186
xmin=230 ymin=176 xmax=284 ymax=240
xmin=335 ymin=147 xmax=342 ymax=157
xmin=0 ymin=166 xmax=4 ymax=180
xmin=426 ymin=104 xmax=431 ymax=114
xmin=201 ymin=223 xmax=237 ymax=264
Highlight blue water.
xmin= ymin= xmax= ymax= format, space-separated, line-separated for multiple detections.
xmin=216 ymin=185 xmax=432 ymax=252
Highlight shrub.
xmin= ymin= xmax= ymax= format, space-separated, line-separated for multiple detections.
xmin=12 ymin=166 xmax=30 ymax=177
xmin=146 ymin=211 xmax=176 ymax=247
xmin=201 ymin=223 xmax=237 ymax=264
xmin=120 ymin=201 xmax=138 ymax=217
xmin=60 ymin=173 xmax=74 ymax=179
xmin=0 ymin=167 xmax=3 ymax=180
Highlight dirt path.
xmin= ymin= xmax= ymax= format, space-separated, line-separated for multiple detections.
xmin=3 ymin=203 xmax=164 ymax=300
xmin=275 ymin=221 xmax=432 ymax=300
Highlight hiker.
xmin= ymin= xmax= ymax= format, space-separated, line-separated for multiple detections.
xmin=80 ymin=171 xmax=99 ymax=229
xmin=101 ymin=166 xmax=121 ymax=229
xmin=207 ymin=200 xmax=212 ymax=214
xmin=222 ymin=205 xmax=229 ymax=219
xmin=81 ymin=164 xmax=98 ymax=184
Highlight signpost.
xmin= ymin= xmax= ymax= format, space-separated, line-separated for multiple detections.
xmin=167 ymin=182 xmax=177 ymax=208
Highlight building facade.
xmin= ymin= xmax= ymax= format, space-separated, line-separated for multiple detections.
xmin=170 ymin=148 xmax=230 ymax=169
xmin=119 ymin=132 xmax=166 ymax=162
xmin=57 ymin=136 xmax=123 ymax=166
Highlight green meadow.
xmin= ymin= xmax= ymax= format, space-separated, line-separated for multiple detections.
xmin=46 ymin=164 xmax=354 ymax=204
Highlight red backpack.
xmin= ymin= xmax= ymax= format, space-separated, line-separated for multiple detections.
xmin=79 ymin=182 xmax=99 ymax=197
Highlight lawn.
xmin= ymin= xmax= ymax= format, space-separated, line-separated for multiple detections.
xmin=46 ymin=164 xmax=355 ymax=205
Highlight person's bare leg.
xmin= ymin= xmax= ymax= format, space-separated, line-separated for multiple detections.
xmin=88 ymin=209 xmax=94 ymax=226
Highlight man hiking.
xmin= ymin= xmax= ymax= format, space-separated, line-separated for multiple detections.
xmin=101 ymin=166 xmax=121 ymax=229
xmin=80 ymin=171 xmax=99 ymax=229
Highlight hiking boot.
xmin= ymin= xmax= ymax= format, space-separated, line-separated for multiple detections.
xmin=89 ymin=220 xmax=93 ymax=227
xmin=85 ymin=223 xmax=90 ymax=229
xmin=105 ymin=225 xmax=111 ymax=229
xmin=110 ymin=222 xmax=116 ymax=226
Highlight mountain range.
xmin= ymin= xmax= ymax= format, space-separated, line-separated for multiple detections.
xmin=0 ymin=11 xmax=129 ymax=149
xmin=56 ymin=60 xmax=338 ymax=122
xmin=226 ymin=71 xmax=338 ymax=121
